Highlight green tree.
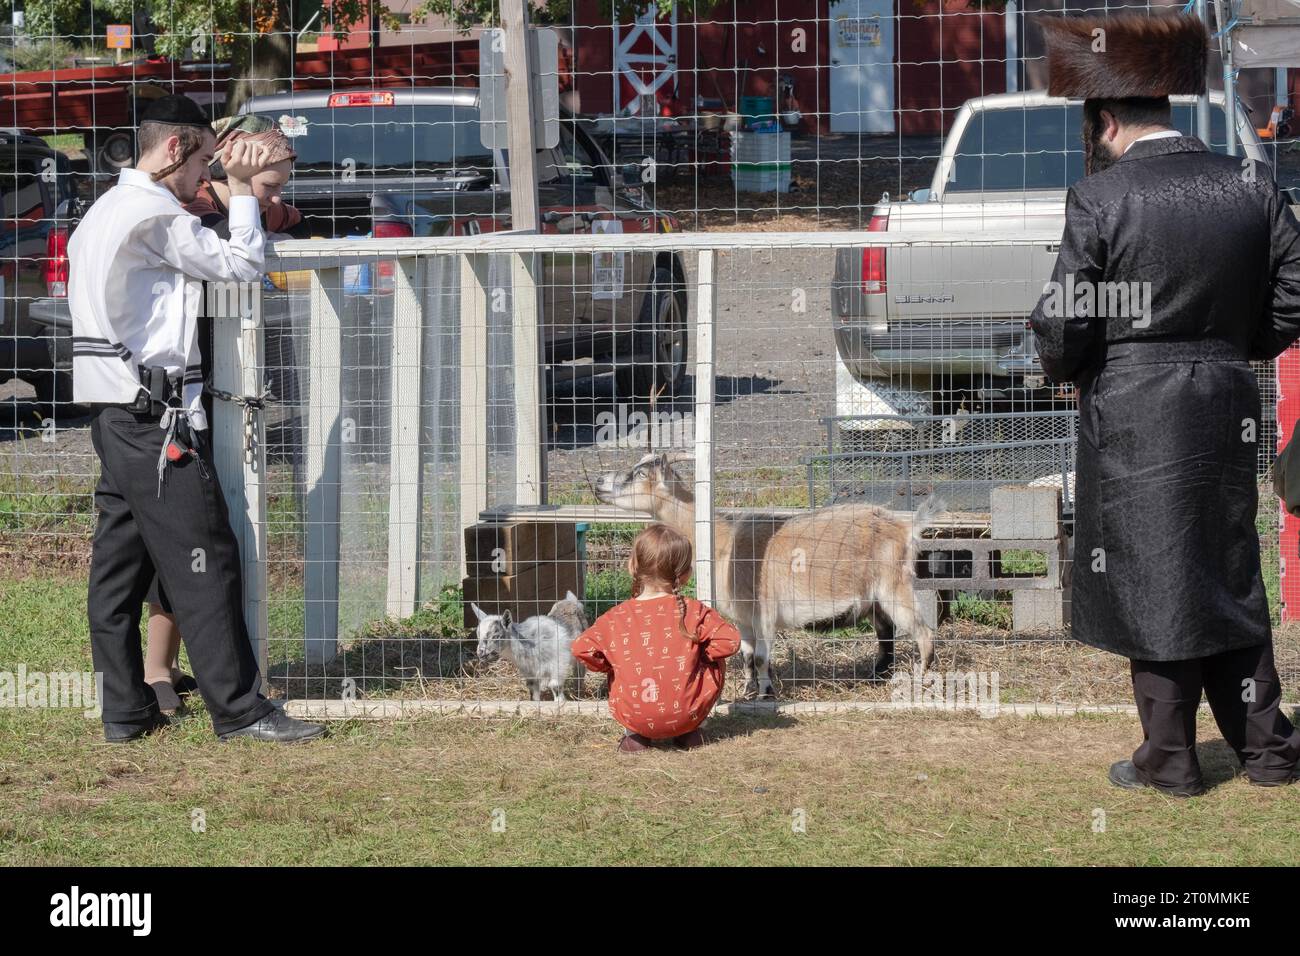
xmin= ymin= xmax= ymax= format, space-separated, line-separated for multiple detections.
xmin=96 ymin=0 xmax=369 ymax=115
xmin=0 ymin=1 xmax=393 ymax=115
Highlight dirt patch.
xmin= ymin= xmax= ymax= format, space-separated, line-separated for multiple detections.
xmin=644 ymin=133 xmax=940 ymax=232
xmin=0 ymin=531 xmax=92 ymax=577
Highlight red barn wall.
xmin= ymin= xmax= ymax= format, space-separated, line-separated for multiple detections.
xmin=896 ymin=0 xmax=1007 ymax=134
xmin=570 ymin=0 xmax=1007 ymax=136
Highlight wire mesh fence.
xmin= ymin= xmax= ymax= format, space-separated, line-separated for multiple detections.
xmin=0 ymin=5 xmax=1297 ymax=712
xmin=144 ymin=231 xmax=1290 ymax=709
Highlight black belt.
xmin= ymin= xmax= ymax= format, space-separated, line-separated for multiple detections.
xmin=91 ymin=366 xmax=186 ymax=417
xmin=1105 ymin=339 xmax=1248 ymax=367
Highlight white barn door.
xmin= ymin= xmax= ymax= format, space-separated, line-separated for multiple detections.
xmin=829 ymin=0 xmax=896 ymax=133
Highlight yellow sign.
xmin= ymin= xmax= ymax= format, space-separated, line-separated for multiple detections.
xmin=106 ymin=25 xmax=132 ymax=50
xmin=836 ymin=16 xmax=881 ymax=47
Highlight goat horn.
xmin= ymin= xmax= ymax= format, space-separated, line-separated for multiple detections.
xmin=659 ymin=451 xmax=695 ymax=467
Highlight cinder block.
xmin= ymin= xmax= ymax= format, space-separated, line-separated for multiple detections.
xmin=462 ymin=558 xmax=585 ymax=629
xmin=1012 ymin=589 xmax=1065 ymax=631
xmin=915 ymin=589 xmax=951 ymax=630
xmin=990 ymin=484 xmax=1061 ymax=540
xmin=464 ymin=521 xmax=578 ymax=578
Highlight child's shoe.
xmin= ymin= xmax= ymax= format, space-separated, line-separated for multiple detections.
xmin=617 ymin=732 xmax=652 ymax=753
xmin=672 ymin=729 xmax=705 ymax=750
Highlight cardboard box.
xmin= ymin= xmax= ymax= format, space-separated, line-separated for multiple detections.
xmin=464 ymin=521 xmax=578 ymax=578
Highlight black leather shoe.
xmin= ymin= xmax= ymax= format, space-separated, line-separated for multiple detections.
xmin=104 ymin=712 xmax=169 ymax=743
xmin=219 ymin=709 xmax=325 ymax=743
xmin=174 ymin=673 xmax=199 ymax=696
xmin=1108 ymin=759 xmax=1205 ymax=798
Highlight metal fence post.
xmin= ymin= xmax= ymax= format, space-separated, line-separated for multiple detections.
xmin=305 ymin=266 xmax=344 ymax=666
xmin=459 ymin=252 xmax=491 ymax=577
xmin=511 ymin=250 xmax=546 ymax=505
xmin=694 ymin=249 xmax=717 ymax=604
xmin=386 ymin=256 xmax=426 ymax=618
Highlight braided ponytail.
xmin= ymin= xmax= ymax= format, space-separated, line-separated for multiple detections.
xmin=630 ymin=524 xmax=701 ymax=643
xmin=671 ymin=584 xmax=702 ymax=645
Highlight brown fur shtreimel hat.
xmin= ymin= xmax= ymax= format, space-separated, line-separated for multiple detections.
xmin=1040 ymin=12 xmax=1208 ymax=99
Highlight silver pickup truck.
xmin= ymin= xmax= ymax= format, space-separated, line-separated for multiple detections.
xmin=831 ymin=90 xmax=1283 ymax=434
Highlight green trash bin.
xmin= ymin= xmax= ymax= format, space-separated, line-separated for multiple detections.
xmin=739 ymin=95 xmax=775 ymax=128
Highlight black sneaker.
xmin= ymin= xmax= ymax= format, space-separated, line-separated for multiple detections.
xmin=219 ymin=708 xmax=326 ymax=743
xmin=1108 ymin=759 xmax=1206 ymax=798
xmin=103 ymin=712 xmax=170 ymax=743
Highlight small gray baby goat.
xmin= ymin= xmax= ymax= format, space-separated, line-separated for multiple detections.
xmin=471 ymin=592 xmax=588 ymax=701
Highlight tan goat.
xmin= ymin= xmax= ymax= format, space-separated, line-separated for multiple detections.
xmin=594 ymin=452 xmax=943 ymax=699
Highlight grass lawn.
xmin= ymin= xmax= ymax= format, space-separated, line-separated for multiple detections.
xmin=2 ymin=572 xmax=1299 ymax=865
xmin=4 ymin=706 xmax=1299 ymax=866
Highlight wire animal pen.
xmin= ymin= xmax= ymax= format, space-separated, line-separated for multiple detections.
xmin=0 ymin=2 xmax=1296 ymax=719
xmin=184 ymin=228 xmax=1297 ymax=714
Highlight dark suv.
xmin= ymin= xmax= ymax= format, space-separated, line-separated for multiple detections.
xmin=0 ymin=130 xmax=76 ymax=409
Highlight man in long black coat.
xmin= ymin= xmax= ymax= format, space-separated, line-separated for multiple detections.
xmin=1029 ymin=13 xmax=1300 ymax=795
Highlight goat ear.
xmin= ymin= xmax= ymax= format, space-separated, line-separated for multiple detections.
xmin=565 ymin=590 xmax=579 ymax=604
xmin=501 ymin=609 xmax=512 ymax=627
xmin=471 ymin=602 xmax=487 ymax=623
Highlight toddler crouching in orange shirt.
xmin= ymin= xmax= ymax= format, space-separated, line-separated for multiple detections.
xmin=571 ymin=524 xmax=740 ymax=752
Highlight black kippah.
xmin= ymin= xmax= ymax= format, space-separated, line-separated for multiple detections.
xmin=139 ymin=94 xmax=210 ymax=128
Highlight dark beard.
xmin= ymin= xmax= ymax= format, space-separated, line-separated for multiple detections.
xmin=1082 ymin=101 xmax=1118 ymax=176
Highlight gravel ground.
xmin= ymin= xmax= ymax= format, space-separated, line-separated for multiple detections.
xmin=544 ymin=245 xmax=838 ymax=503
xmin=0 ymin=384 xmax=98 ymax=516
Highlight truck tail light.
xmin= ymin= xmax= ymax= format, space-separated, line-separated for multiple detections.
xmin=861 ymin=211 xmax=888 ymax=294
xmin=374 ymin=220 xmax=413 ymax=289
xmin=46 ymin=226 xmax=69 ymax=297
xmin=328 ymin=91 xmax=395 ymax=108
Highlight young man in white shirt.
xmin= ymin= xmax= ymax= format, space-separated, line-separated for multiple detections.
xmin=71 ymin=94 xmax=324 ymax=742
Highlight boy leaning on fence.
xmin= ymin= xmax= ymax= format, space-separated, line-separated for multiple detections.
xmin=69 ymin=93 xmax=324 ymax=743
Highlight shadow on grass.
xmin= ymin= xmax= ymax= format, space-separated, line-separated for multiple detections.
xmin=700 ymin=710 xmax=800 ymax=742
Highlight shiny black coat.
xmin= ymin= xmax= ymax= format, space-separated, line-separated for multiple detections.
xmin=1029 ymin=135 xmax=1300 ymax=661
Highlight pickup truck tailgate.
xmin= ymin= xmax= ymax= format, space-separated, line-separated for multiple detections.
xmin=884 ymin=199 xmax=1064 ymax=322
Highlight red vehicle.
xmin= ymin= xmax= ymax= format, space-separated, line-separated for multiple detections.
xmin=0 ymin=40 xmax=545 ymax=174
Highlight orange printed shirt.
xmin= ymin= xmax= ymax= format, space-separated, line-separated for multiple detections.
xmin=572 ymin=595 xmax=741 ymax=739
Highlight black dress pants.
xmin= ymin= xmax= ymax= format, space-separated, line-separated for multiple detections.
xmin=1130 ymin=641 xmax=1300 ymax=788
xmin=87 ymin=406 xmax=274 ymax=734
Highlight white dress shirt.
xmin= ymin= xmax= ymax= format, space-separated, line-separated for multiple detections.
xmin=68 ymin=167 xmax=265 ymax=430
xmin=1122 ymin=129 xmax=1183 ymax=155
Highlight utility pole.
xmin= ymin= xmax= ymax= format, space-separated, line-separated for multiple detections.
xmin=500 ymin=0 xmax=547 ymax=505
xmin=501 ymin=0 xmax=540 ymax=232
